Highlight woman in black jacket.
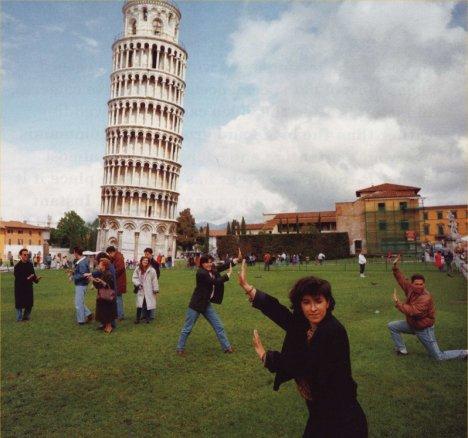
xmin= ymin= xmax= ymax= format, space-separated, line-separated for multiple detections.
xmin=176 ymin=254 xmax=238 ymax=355
xmin=238 ymin=260 xmax=367 ymax=437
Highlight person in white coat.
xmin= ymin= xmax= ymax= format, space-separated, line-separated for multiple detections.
xmin=358 ymin=251 xmax=367 ymax=278
xmin=132 ymin=257 xmax=159 ymax=324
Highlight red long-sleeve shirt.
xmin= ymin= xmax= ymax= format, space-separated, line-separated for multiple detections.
xmin=393 ymin=267 xmax=436 ymax=329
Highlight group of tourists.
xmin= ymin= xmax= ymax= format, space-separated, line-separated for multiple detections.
xmin=12 ymin=244 xmax=467 ymax=437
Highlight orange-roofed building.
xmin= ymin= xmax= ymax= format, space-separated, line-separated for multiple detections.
xmin=0 ymin=221 xmax=50 ymax=261
xmin=261 ymin=211 xmax=336 ymax=234
xmin=336 ymin=183 xmax=422 ymax=254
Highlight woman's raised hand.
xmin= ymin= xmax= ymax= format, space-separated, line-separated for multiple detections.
xmin=227 ymin=263 xmax=233 ymax=277
xmin=253 ymin=329 xmax=266 ymax=361
xmin=238 ymin=259 xmax=256 ymax=300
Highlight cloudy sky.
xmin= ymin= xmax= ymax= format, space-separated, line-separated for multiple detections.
xmin=2 ymin=1 xmax=467 ymax=226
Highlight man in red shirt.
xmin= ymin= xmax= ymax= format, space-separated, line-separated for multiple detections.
xmin=263 ymin=252 xmax=271 ymax=271
xmin=388 ymin=256 xmax=467 ymax=360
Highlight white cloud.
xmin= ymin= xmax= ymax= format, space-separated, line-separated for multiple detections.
xmin=1 ymin=144 xmax=103 ymax=224
xmin=181 ymin=1 xmax=467 ymax=223
xmin=94 ymin=67 xmax=106 ymax=78
xmin=41 ymin=24 xmax=65 ymax=33
xmin=73 ymin=32 xmax=100 ymax=54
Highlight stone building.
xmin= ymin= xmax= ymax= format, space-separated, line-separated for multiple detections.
xmin=0 ymin=221 xmax=50 ymax=261
xmin=96 ymin=0 xmax=187 ymax=261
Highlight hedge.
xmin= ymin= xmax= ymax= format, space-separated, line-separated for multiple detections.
xmin=216 ymin=233 xmax=350 ymax=260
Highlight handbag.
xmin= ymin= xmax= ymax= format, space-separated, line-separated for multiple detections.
xmin=97 ymin=287 xmax=115 ymax=301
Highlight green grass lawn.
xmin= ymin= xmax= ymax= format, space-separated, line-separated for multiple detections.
xmin=1 ymin=264 xmax=466 ymax=437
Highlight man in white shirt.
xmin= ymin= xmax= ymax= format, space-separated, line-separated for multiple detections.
xmin=317 ymin=253 xmax=326 ymax=265
xmin=358 ymin=252 xmax=367 ymax=278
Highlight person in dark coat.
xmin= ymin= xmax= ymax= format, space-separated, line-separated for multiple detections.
xmin=238 ymin=260 xmax=367 ymax=438
xmin=176 ymin=253 xmax=239 ymax=355
xmin=90 ymin=258 xmax=117 ymax=334
xmin=14 ymin=248 xmax=41 ymax=321
xmin=106 ymin=246 xmax=127 ymax=320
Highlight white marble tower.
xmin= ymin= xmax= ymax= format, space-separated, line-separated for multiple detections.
xmin=97 ymin=0 xmax=187 ymax=261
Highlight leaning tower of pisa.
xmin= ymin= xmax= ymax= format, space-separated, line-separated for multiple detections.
xmin=97 ymin=0 xmax=187 ymax=262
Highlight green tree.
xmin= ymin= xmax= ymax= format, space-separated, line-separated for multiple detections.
xmin=240 ymin=217 xmax=246 ymax=235
xmin=204 ymin=223 xmax=210 ymax=253
xmin=226 ymin=222 xmax=231 ymax=235
xmin=85 ymin=218 xmax=99 ymax=251
xmin=278 ymin=218 xmax=283 ymax=234
xmin=296 ymin=214 xmax=300 ymax=234
xmin=176 ymin=208 xmax=198 ymax=251
xmin=52 ymin=211 xmax=88 ymax=250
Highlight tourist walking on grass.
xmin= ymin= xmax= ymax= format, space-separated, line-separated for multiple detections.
xmin=71 ymin=247 xmax=93 ymax=325
xmin=143 ymin=248 xmax=161 ymax=321
xmin=388 ymin=255 xmax=467 ymax=360
xmin=176 ymin=253 xmax=240 ymax=355
xmin=132 ymin=257 xmax=159 ymax=324
xmin=90 ymin=258 xmax=117 ymax=334
xmin=106 ymin=246 xmax=127 ymax=320
xmin=358 ymin=251 xmax=367 ymax=277
xmin=263 ymin=252 xmax=271 ymax=271
xmin=14 ymin=248 xmax=42 ymax=322
xmin=237 ymin=260 xmax=367 ymax=437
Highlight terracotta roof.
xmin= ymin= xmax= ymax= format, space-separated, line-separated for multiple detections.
xmin=208 ymin=230 xmax=227 ymax=237
xmin=245 ymin=223 xmax=264 ymax=230
xmin=0 ymin=221 xmax=48 ymax=230
xmin=262 ymin=211 xmax=336 ymax=229
xmin=359 ymin=190 xmax=421 ymax=200
xmin=356 ymin=183 xmax=421 ymax=197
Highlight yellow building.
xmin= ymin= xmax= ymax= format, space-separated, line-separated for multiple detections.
xmin=420 ymin=204 xmax=468 ymax=243
xmin=336 ymin=183 xmax=422 ymax=254
xmin=0 ymin=221 xmax=50 ymax=261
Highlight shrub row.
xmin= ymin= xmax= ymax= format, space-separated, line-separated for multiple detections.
xmin=216 ymin=233 xmax=350 ymax=260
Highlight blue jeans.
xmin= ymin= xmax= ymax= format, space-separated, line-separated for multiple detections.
xmin=16 ymin=307 xmax=31 ymax=321
xmin=75 ymin=285 xmax=92 ymax=323
xmin=388 ymin=320 xmax=467 ymax=361
xmin=116 ymin=294 xmax=124 ymax=319
xmin=177 ymin=304 xmax=231 ymax=351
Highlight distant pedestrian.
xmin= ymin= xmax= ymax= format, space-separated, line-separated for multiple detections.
xmin=106 ymin=246 xmax=127 ymax=320
xmin=263 ymin=252 xmax=271 ymax=271
xmin=358 ymin=251 xmax=367 ymax=278
xmin=143 ymin=248 xmax=161 ymax=321
xmin=132 ymin=256 xmax=159 ymax=324
xmin=317 ymin=252 xmax=325 ymax=265
xmin=14 ymin=248 xmax=42 ymax=321
xmin=434 ymin=251 xmax=444 ymax=272
xmin=444 ymin=250 xmax=454 ymax=276
xmin=71 ymin=247 xmax=93 ymax=326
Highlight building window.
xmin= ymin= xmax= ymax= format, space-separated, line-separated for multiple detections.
xmin=8 ymin=239 xmax=11 ymax=245
xmin=29 ymin=230 xmax=32 ymax=235
xmin=153 ymin=18 xmax=163 ymax=35
xmin=399 ymin=202 xmax=407 ymax=211
xmin=437 ymin=211 xmax=443 ymax=220
xmin=29 ymin=239 xmax=32 ymax=245
xmin=451 ymin=210 xmax=457 ymax=219
xmin=378 ymin=203 xmax=385 ymax=212
xmin=400 ymin=220 xmax=409 ymax=231
xmin=18 ymin=230 xmax=23 ymax=234
xmin=39 ymin=240 xmax=41 ymax=244
xmin=423 ymin=212 xmax=428 ymax=220
xmin=143 ymin=7 xmax=148 ymax=21
xmin=437 ymin=225 xmax=444 ymax=235
xmin=18 ymin=239 xmax=23 ymax=245
xmin=378 ymin=221 xmax=387 ymax=231
xmin=7 ymin=229 xmax=12 ymax=234
xmin=423 ymin=224 xmax=430 ymax=235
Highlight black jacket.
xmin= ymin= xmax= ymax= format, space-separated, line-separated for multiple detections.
xmin=253 ymin=290 xmax=358 ymax=411
xmin=149 ymin=258 xmax=161 ymax=279
xmin=188 ymin=262 xmax=231 ymax=313
xmin=14 ymin=261 xmax=38 ymax=308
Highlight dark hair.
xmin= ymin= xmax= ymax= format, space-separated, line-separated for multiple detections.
xmin=144 ymin=248 xmax=153 ymax=254
xmin=73 ymin=247 xmax=83 ymax=255
xmin=289 ymin=276 xmax=335 ymax=313
xmin=106 ymin=246 xmax=116 ymax=253
xmin=96 ymin=252 xmax=111 ymax=262
xmin=411 ymin=274 xmax=425 ymax=283
xmin=199 ymin=254 xmax=214 ymax=266
xmin=19 ymin=248 xmax=28 ymax=256
xmin=99 ymin=258 xmax=111 ymax=270
xmin=139 ymin=256 xmax=150 ymax=271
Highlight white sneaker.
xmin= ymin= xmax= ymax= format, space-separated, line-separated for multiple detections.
xmin=360 ymin=274 xmax=365 ymax=278
xmin=395 ymin=348 xmax=408 ymax=356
